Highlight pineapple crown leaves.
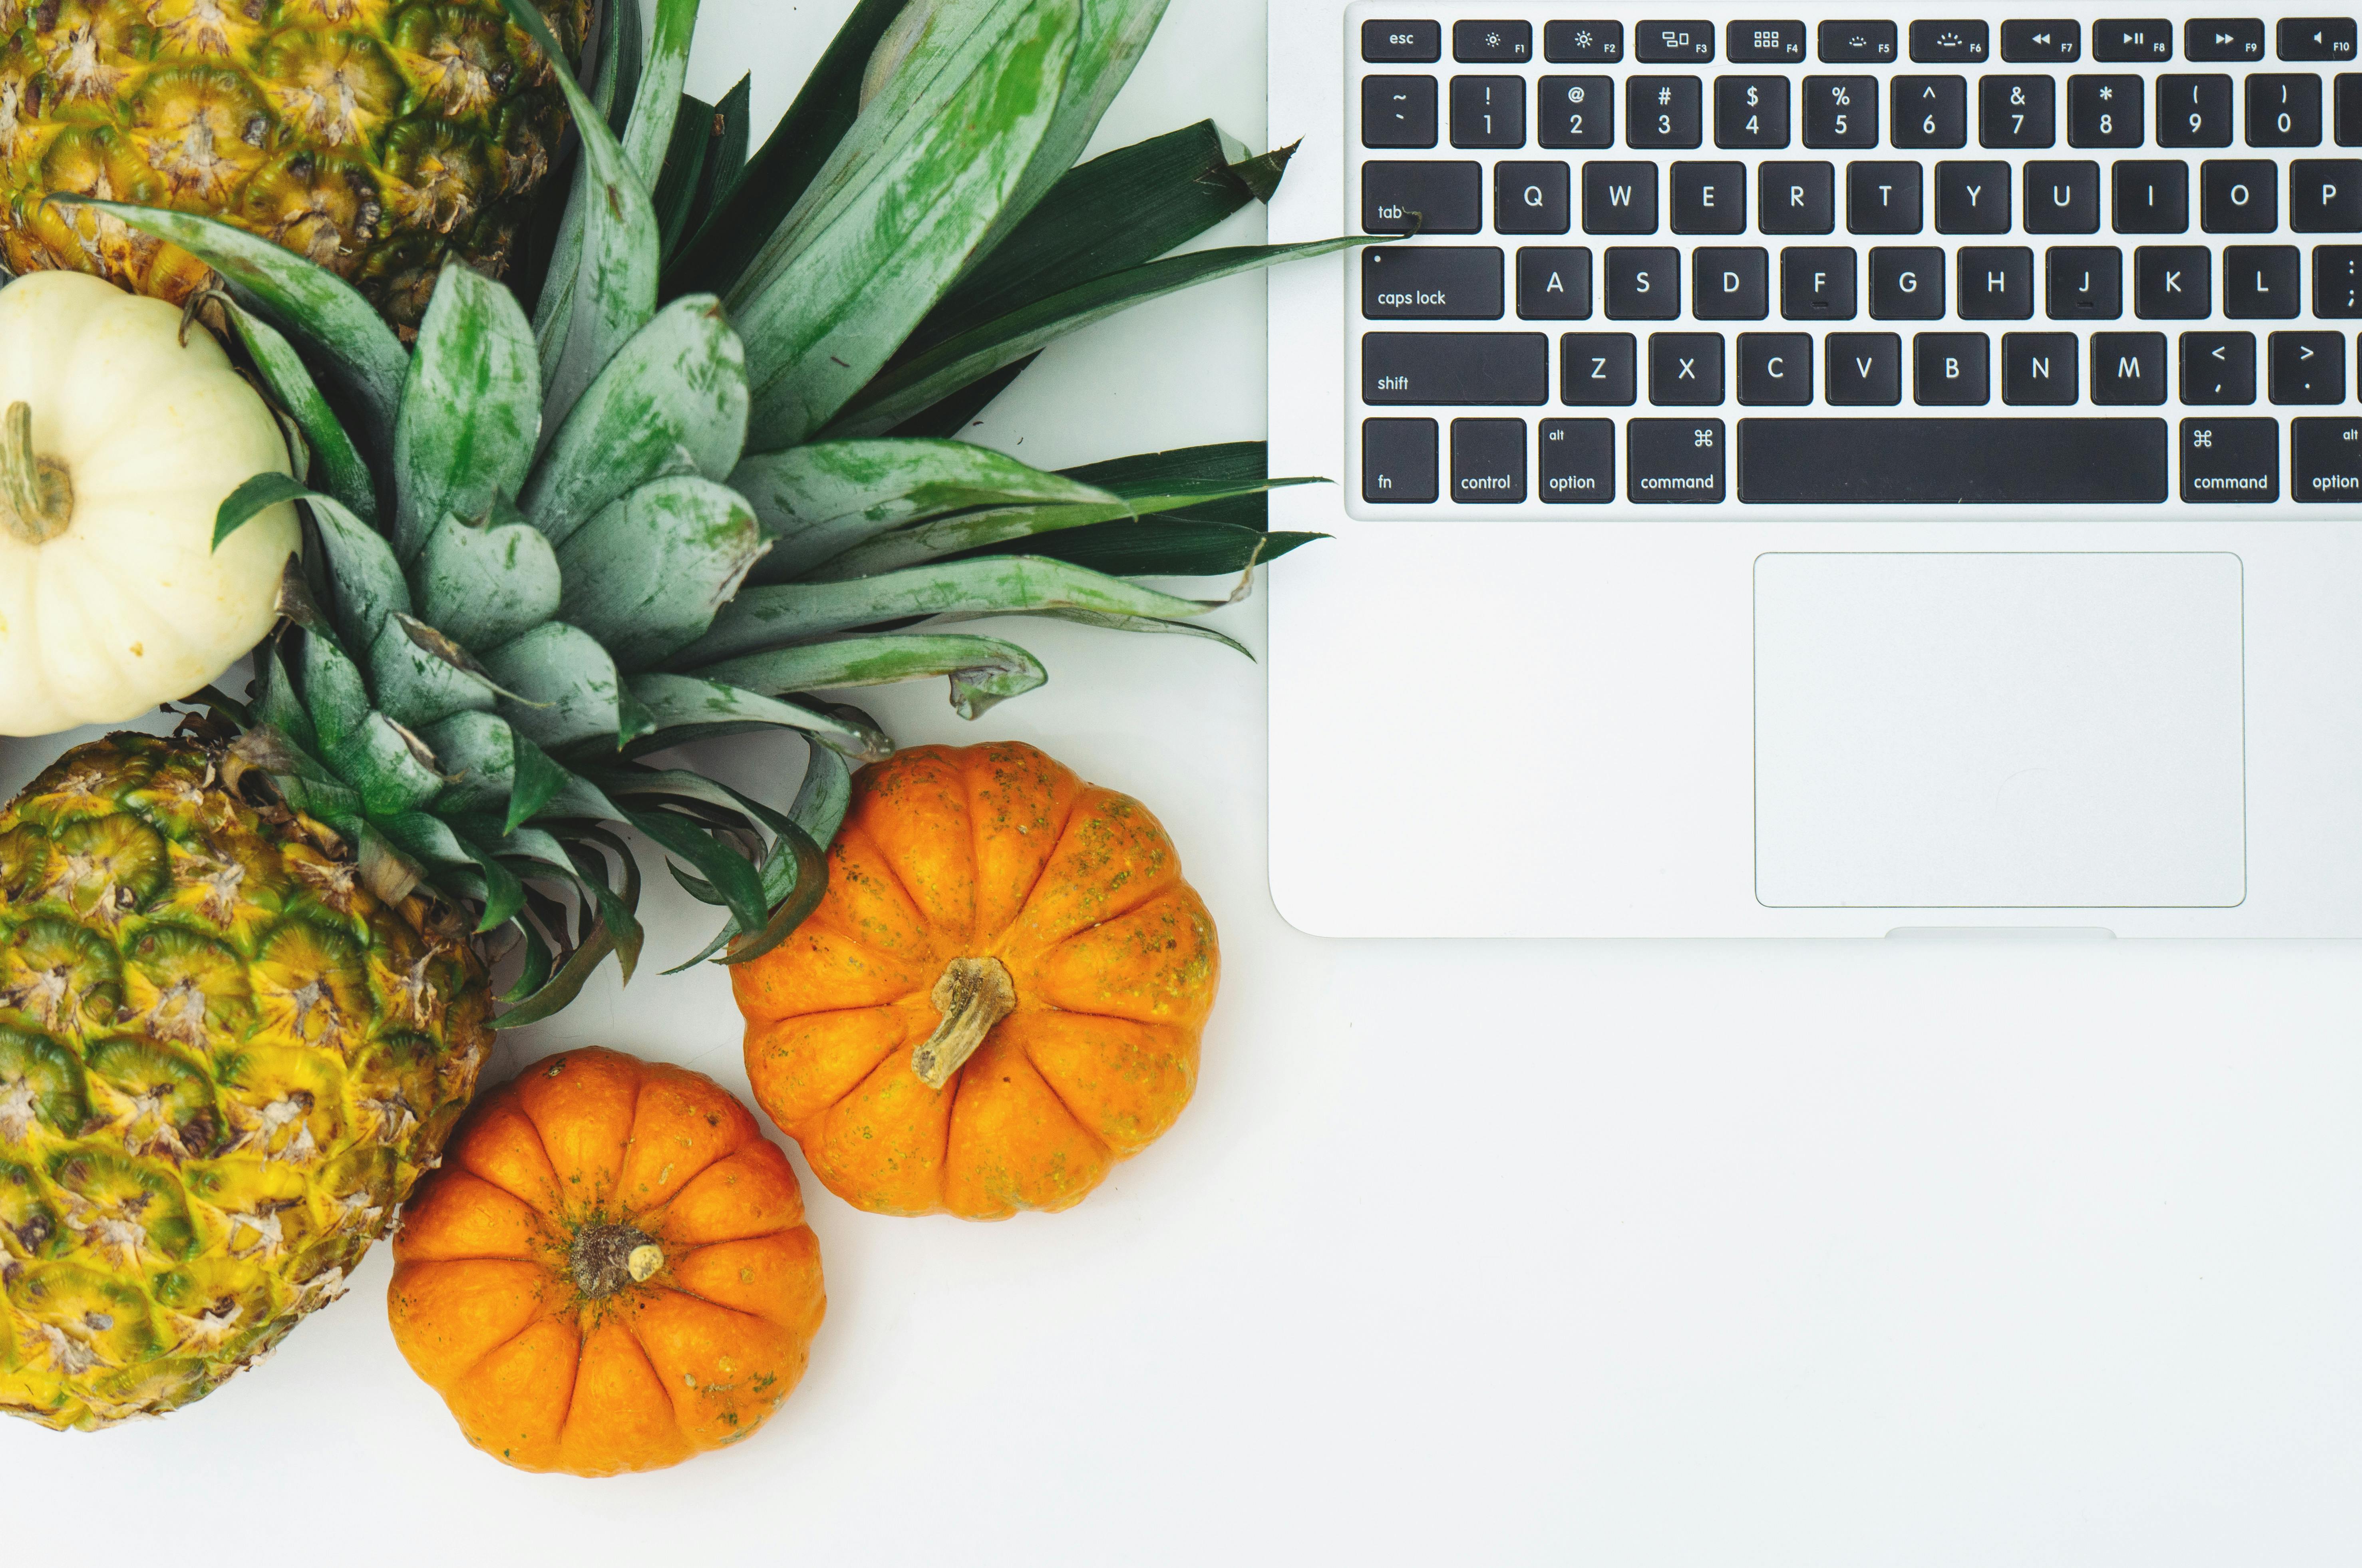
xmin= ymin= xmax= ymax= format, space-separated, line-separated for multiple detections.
xmin=60 ymin=0 xmax=1357 ymax=1023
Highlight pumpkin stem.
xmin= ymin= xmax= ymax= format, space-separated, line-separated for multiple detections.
xmin=0 ymin=401 xmax=72 ymax=546
xmin=570 ymin=1222 xmax=662 ymax=1299
xmin=911 ymin=955 xmax=1017 ymax=1089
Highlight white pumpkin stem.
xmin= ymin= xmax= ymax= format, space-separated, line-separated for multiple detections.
xmin=0 ymin=401 xmax=72 ymax=545
xmin=910 ymin=956 xmax=1017 ymax=1089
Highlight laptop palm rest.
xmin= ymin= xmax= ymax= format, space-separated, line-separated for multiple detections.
xmin=1754 ymin=552 xmax=2247 ymax=910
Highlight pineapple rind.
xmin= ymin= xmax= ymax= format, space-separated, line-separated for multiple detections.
xmin=0 ymin=729 xmax=490 ymax=1430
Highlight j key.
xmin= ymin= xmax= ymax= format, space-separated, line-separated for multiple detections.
xmin=1715 ymin=75 xmax=1791 ymax=148
xmin=1562 ymin=332 xmax=1638 ymax=403
xmin=2279 ymin=19 xmax=2358 ymax=62
xmin=1817 ymin=21 xmax=1896 ymax=63
xmin=1626 ymin=417 xmax=1726 ymax=503
xmin=1451 ymin=77 xmax=1525 ymax=148
xmin=2187 ymin=18 xmax=2266 ymax=61
xmin=1363 ymin=331 xmax=1550 ymax=403
xmin=2319 ymin=244 xmax=2362 ymax=314
xmin=2159 ymin=74 xmax=2235 ymax=146
xmin=2086 ymin=333 xmax=2161 ymax=399
xmin=2180 ymin=416 xmax=2279 ymax=500
xmin=1629 ymin=76 xmax=1705 ymax=147
xmin=1650 ymin=331 xmax=1726 ymax=403
xmin=1958 ymin=246 xmax=2035 ymax=317
xmin=1937 ymin=160 xmax=2013 ymax=231
xmin=2293 ymin=417 xmax=2362 ymax=501
xmin=1738 ymin=332 xmax=1815 ymax=401
xmin=1893 ymin=76 xmax=1968 ymax=148
xmin=1363 ymin=77 xmax=1438 ymax=147
xmin=1636 ymin=20 xmax=1715 ymax=62
xmin=2001 ymin=20 xmax=2080 ymax=62
xmin=1517 ymin=246 xmax=1593 ymax=319
xmin=1538 ymin=418 xmax=1616 ymax=503
xmin=1981 ymin=76 xmax=2057 ymax=148
xmin=1363 ymin=418 xmax=1439 ymax=502
xmin=1583 ymin=163 xmax=1660 ymax=233
xmin=1727 ymin=20 xmax=1806 ymax=63
xmin=2094 ymin=19 xmax=2173 ymax=61
xmin=1910 ymin=20 xmax=1988 ymax=62
xmin=2135 ymin=245 xmax=2212 ymax=316
xmin=1539 ymin=76 xmax=1614 ymax=149
xmin=1869 ymin=246 xmax=1946 ymax=317
xmin=2048 ymin=246 xmax=2125 ymax=318
xmin=2003 ymin=332 xmax=2080 ymax=402
xmin=2069 ymin=75 xmax=2144 ymax=146
xmin=1671 ymin=162 xmax=1748 ymax=233
xmin=1736 ymin=417 xmax=2170 ymax=500
xmin=1803 ymin=76 xmax=1878 ymax=147
xmin=2224 ymin=244 xmax=2300 ymax=315
xmin=1915 ymin=332 xmax=1991 ymax=403
xmin=1454 ymin=21 xmax=1533 ymax=63
xmin=1692 ymin=246 xmax=1769 ymax=316
xmin=1825 ymin=333 xmax=1903 ymax=401
xmin=2339 ymin=74 xmax=2362 ymax=143
xmin=1604 ymin=246 xmax=1682 ymax=317
xmin=1362 ymin=246 xmax=1506 ymax=319
xmin=1495 ymin=162 xmax=1572 ymax=234
xmin=2181 ymin=330 xmax=2259 ymax=401
xmin=2295 ymin=160 xmax=2362 ymax=229
xmin=2204 ymin=160 xmax=2280 ymax=230
xmin=1781 ymin=246 xmax=1859 ymax=318
xmin=2249 ymin=75 xmax=2324 ymax=145
xmin=2115 ymin=161 xmax=2191 ymax=231
xmin=1363 ymin=161 xmax=1483 ymax=235
xmin=2269 ymin=330 xmax=2347 ymax=401
xmin=2025 ymin=161 xmax=2101 ymax=231
xmin=1363 ymin=20 xmax=1442 ymax=62
xmin=1450 ymin=418 xmax=1527 ymax=503
xmin=1544 ymin=21 xmax=1624 ymax=62
xmin=1848 ymin=162 xmax=1924 ymax=233
xmin=1760 ymin=161 xmax=1836 ymax=232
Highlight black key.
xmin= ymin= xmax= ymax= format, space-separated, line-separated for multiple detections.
xmin=1760 ymin=161 xmax=1837 ymax=232
xmin=1692 ymin=246 xmax=1770 ymax=316
xmin=2068 ymin=75 xmax=2144 ymax=146
xmin=2025 ymin=161 xmax=2101 ymax=231
xmin=2293 ymin=160 xmax=2362 ymax=229
xmin=1650 ymin=331 xmax=1726 ymax=403
xmin=1636 ymin=20 xmax=1715 ymax=62
xmin=2048 ymin=245 xmax=2125 ymax=317
xmin=2186 ymin=19 xmax=2266 ymax=62
xmin=1561 ymin=332 xmax=1638 ymax=403
xmin=2159 ymin=75 xmax=2235 ymax=146
xmin=1916 ymin=332 xmax=1992 ymax=403
xmin=1958 ymin=245 xmax=2035 ymax=317
xmin=2270 ymin=330 xmax=2348 ymax=401
xmin=1454 ymin=21 xmax=1533 ymax=63
xmin=1363 ymin=161 xmax=1484 ymax=235
xmin=1545 ymin=21 xmax=1624 ymax=64
xmin=1451 ymin=77 xmax=1525 ymax=148
xmin=1937 ymin=161 xmax=2014 ymax=232
xmin=2181 ymin=416 xmax=2279 ymax=499
xmin=2094 ymin=19 xmax=2173 ymax=61
xmin=1803 ymin=76 xmax=1879 ymax=147
xmin=1629 ymin=76 xmax=1705 ymax=148
xmin=2319 ymin=244 xmax=2362 ymax=314
xmin=2249 ymin=74 xmax=2324 ymax=145
xmin=1869 ymin=246 xmax=1946 ymax=317
xmin=1782 ymin=246 xmax=1859 ymax=318
xmin=2002 ymin=20 xmax=2080 ymax=62
xmin=1517 ymin=246 xmax=1593 ymax=319
xmin=1672 ymin=162 xmax=1747 ymax=233
xmin=2293 ymin=416 xmax=2362 ymax=499
xmin=1738 ymin=332 xmax=1815 ymax=401
xmin=1495 ymin=162 xmax=1572 ymax=234
xmin=1363 ymin=77 xmax=1438 ymax=147
xmin=1363 ymin=417 xmax=1438 ymax=502
xmin=1728 ymin=20 xmax=1807 ymax=64
xmin=1449 ymin=417 xmax=1527 ymax=502
xmin=1364 ymin=20 xmax=1442 ymax=63
xmin=1715 ymin=75 xmax=1791 ymax=148
xmin=2202 ymin=159 xmax=2279 ymax=230
xmin=1538 ymin=77 xmax=1615 ymax=149
xmin=1736 ymin=417 xmax=2169 ymax=501
xmin=1847 ymin=162 xmax=1925 ymax=233
xmin=1364 ymin=246 xmax=1505 ymax=319
xmin=1982 ymin=75 xmax=2057 ymax=147
xmin=1894 ymin=76 xmax=1969 ymax=148
xmin=1604 ymin=246 xmax=1681 ymax=317
xmin=1911 ymin=20 xmax=1989 ymax=62
xmin=1539 ymin=418 xmax=1616 ymax=501
xmin=2115 ymin=161 xmax=2190 ymax=231
xmin=1627 ymin=418 xmax=1726 ymax=501
xmin=2135 ymin=245 xmax=2212 ymax=317
xmin=2280 ymin=20 xmax=2358 ymax=62
xmin=2181 ymin=330 xmax=2259 ymax=401
xmin=2340 ymin=74 xmax=2362 ymax=144
xmin=1362 ymin=331 xmax=1550 ymax=403
xmin=1818 ymin=21 xmax=1897 ymax=63
xmin=1583 ymin=163 xmax=1659 ymax=233
xmin=2093 ymin=331 xmax=2168 ymax=401
xmin=1826 ymin=332 xmax=1904 ymax=401
xmin=2004 ymin=332 xmax=2082 ymax=402
xmin=2225 ymin=245 xmax=2301 ymax=316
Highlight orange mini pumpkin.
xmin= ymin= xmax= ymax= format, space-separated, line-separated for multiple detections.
xmin=386 ymin=1048 xmax=825 ymax=1475
xmin=733 ymin=741 xmax=1219 ymax=1220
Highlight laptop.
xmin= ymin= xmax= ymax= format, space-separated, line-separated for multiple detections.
xmin=1266 ymin=3 xmax=2362 ymax=936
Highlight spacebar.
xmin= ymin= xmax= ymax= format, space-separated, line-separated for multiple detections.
xmin=1738 ymin=418 xmax=2170 ymax=504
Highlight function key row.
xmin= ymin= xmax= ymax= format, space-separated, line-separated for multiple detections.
xmin=1362 ymin=17 xmax=2359 ymax=66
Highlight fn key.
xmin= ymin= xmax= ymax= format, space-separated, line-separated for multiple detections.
xmin=1364 ymin=417 xmax=1439 ymax=502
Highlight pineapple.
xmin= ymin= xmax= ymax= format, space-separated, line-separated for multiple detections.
xmin=0 ymin=0 xmax=1358 ymax=1427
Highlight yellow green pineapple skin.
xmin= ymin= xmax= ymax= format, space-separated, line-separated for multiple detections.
xmin=0 ymin=731 xmax=492 ymax=1429
xmin=0 ymin=0 xmax=591 ymax=325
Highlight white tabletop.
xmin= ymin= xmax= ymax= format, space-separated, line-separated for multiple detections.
xmin=8 ymin=3 xmax=2362 ymax=1562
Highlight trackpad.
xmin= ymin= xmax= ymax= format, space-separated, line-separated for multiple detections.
xmin=1755 ymin=552 xmax=2245 ymax=908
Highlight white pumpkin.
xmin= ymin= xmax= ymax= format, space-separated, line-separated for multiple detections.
xmin=0 ymin=270 xmax=298 ymax=737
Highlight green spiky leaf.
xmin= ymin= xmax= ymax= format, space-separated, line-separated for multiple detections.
xmin=412 ymin=508 xmax=564 ymax=652
xmin=688 ymin=633 xmax=1048 ymax=719
xmin=393 ymin=263 xmax=541 ymax=562
xmin=555 ymin=476 xmax=767 ymax=666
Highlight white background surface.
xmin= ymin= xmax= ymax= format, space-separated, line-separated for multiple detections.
xmin=7 ymin=2 xmax=2362 ymax=1562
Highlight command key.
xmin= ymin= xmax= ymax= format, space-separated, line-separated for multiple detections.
xmin=2292 ymin=416 xmax=2362 ymax=502
xmin=1627 ymin=417 xmax=1726 ymax=502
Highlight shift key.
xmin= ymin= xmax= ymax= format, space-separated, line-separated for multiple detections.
xmin=1364 ymin=331 xmax=1550 ymax=403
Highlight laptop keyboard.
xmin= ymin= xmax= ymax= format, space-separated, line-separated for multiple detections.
xmin=1346 ymin=8 xmax=2362 ymax=506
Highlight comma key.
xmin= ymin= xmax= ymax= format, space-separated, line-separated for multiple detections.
xmin=1626 ymin=417 xmax=1727 ymax=501
xmin=2292 ymin=416 xmax=2362 ymax=500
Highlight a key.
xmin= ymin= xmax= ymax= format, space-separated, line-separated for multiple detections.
xmin=1847 ymin=162 xmax=1925 ymax=234
xmin=1869 ymin=246 xmax=1946 ymax=317
xmin=2180 ymin=330 xmax=2259 ymax=401
xmin=1363 ymin=77 xmax=1439 ymax=147
xmin=1737 ymin=332 xmax=1816 ymax=401
xmin=2069 ymin=75 xmax=2145 ymax=146
xmin=2202 ymin=159 xmax=2279 ymax=230
xmin=1825 ymin=332 xmax=1903 ymax=401
xmin=2224 ymin=244 xmax=2301 ymax=316
xmin=1364 ymin=20 xmax=1443 ymax=63
xmin=2001 ymin=20 xmax=2081 ymax=62
xmin=1671 ymin=162 xmax=1748 ymax=233
xmin=1817 ymin=21 xmax=1896 ymax=62
xmin=2158 ymin=74 xmax=2235 ymax=146
xmin=2318 ymin=244 xmax=2362 ymax=314
xmin=1362 ymin=417 xmax=1439 ymax=502
xmin=1495 ymin=162 xmax=1573 ymax=234
xmin=2025 ymin=160 xmax=2101 ymax=231
xmin=1727 ymin=20 xmax=1806 ymax=64
xmin=1362 ymin=331 xmax=1550 ymax=403
xmin=2094 ymin=19 xmax=2173 ymax=61
xmin=1802 ymin=76 xmax=1879 ymax=147
xmin=1759 ymin=161 xmax=1836 ymax=232
xmin=1893 ymin=76 xmax=1968 ymax=147
xmin=1449 ymin=417 xmax=1528 ymax=503
xmin=1450 ymin=77 xmax=1526 ymax=147
xmin=1715 ymin=75 xmax=1791 ymax=148
xmin=1516 ymin=246 xmax=1593 ymax=319
xmin=1958 ymin=246 xmax=2035 ymax=317
xmin=1362 ymin=246 xmax=1506 ymax=320
xmin=1538 ymin=418 xmax=1616 ymax=502
xmin=2186 ymin=19 xmax=2266 ymax=62
xmin=1628 ymin=76 xmax=1705 ymax=147
xmin=2048 ymin=245 xmax=2125 ymax=318
xmin=1781 ymin=246 xmax=1859 ymax=318
xmin=2292 ymin=417 xmax=2362 ymax=501
xmin=1626 ymin=418 xmax=1726 ymax=502
xmin=1583 ymin=162 xmax=1659 ymax=233
xmin=2003 ymin=332 xmax=2082 ymax=402
xmin=1649 ymin=331 xmax=1726 ymax=403
xmin=1936 ymin=160 xmax=2013 ymax=231
xmin=1981 ymin=75 xmax=2057 ymax=147
xmin=2249 ymin=74 xmax=2324 ymax=145
xmin=1537 ymin=77 xmax=1614 ymax=149
xmin=2115 ymin=161 xmax=2191 ymax=231
xmin=1737 ymin=416 xmax=2168 ymax=501
xmin=1692 ymin=246 xmax=1770 ymax=316
xmin=1362 ymin=161 xmax=1484 ymax=235
xmin=1910 ymin=20 xmax=1989 ymax=62
xmin=2292 ymin=159 xmax=2362 ymax=229
xmin=1603 ymin=246 xmax=1681 ymax=317
xmin=2269 ymin=330 xmax=2348 ymax=401
xmin=2279 ymin=19 xmax=2358 ymax=62
xmin=2134 ymin=245 xmax=2212 ymax=317
xmin=2179 ymin=416 xmax=2279 ymax=499
xmin=1561 ymin=332 xmax=1638 ymax=403
xmin=1915 ymin=332 xmax=1992 ymax=403
xmin=2092 ymin=332 xmax=2168 ymax=401
xmin=1635 ymin=20 xmax=1716 ymax=62
xmin=1544 ymin=21 xmax=1624 ymax=63
xmin=1454 ymin=21 xmax=1533 ymax=63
